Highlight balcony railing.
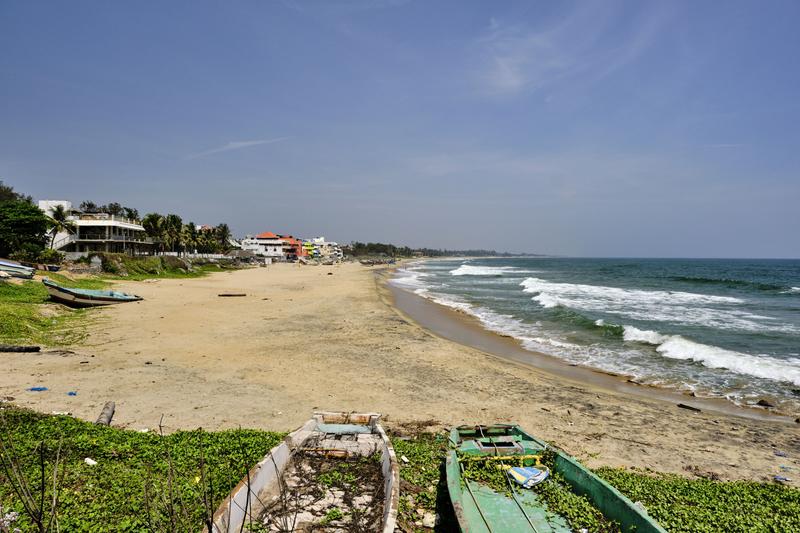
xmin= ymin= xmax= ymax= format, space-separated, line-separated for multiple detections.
xmin=52 ymin=233 xmax=153 ymax=250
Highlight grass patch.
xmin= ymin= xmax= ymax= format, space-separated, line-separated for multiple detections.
xmin=596 ymin=467 xmax=800 ymax=532
xmin=92 ymin=253 xmax=238 ymax=281
xmin=0 ymin=280 xmax=96 ymax=346
xmin=391 ymin=430 xmax=458 ymax=531
xmin=0 ymin=406 xmax=284 ymax=531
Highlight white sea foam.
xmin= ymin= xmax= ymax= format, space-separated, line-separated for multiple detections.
xmin=388 ymin=268 xmax=430 ymax=294
xmin=622 ymin=325 xmax=669 ymax=345
xmin=520 ymin=277 xmax=799 ymax=334
xmin=655 ymin=336 xmax=800 ymax=386
xmin=450 ymin=265 xmax=520 ymax=276
xmin=782 ymin=286 xmax=800 ymax=294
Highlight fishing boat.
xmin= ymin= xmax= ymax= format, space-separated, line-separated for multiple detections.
xmin=446 ymin=424 xmax=665 ymax=533
xmin=210 ymin=412 xmax=400 ymax=533
xmin=42 ymin=278 xmax=142 ymax=307
xmin=0 ymin=258 xmax=35 ymax=279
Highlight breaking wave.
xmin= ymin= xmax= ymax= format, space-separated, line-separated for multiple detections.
xmin=450 ymin=265 xmax=521 ymax=276
xmin=519 ymin=277 xmax=798 ymax=334
xmin=619 ymin=325 xmax=800 ymax=385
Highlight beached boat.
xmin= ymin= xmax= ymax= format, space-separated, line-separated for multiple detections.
xmin=42 ymin=278 xmax=142 ymax=307
xmin=446 ymin=424 xmax=665 ymax=533
xmin=0 ymin=258 xmax=35 ymax=279
xmin=210 ymin=412 xmax=399 ymax=533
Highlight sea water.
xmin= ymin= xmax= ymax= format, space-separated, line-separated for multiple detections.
xmin=390 ymin=258 xmax=800 ymax=412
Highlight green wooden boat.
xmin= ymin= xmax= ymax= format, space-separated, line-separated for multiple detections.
xmin=446 ymin=424 xmax=665 ymax=533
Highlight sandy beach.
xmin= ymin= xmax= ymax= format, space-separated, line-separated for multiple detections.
xmin=2 ymin=263 xmax=798 ymax=484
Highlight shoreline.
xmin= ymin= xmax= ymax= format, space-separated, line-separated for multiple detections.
xmin=380 ymin=266 xmax=797 ymax=424
xmin=2 ymin=263 xmax=798 ymax=483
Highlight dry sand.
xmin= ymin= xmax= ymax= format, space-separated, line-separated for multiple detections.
xmin=2 ymin=263 xmax=799 ymax=484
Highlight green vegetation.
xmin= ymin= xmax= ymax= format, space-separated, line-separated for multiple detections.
xmin=596 ymin=467 xmax=800 ymax=533
xmin=344 ymin=241 xmax=525 ymax=258
xmin=0 ymin=181 xmax=50 ymax=261
xmin=0 ymin=407 xmax=284 ymax=531
xmin=391 ymin=431 xmax=457 ymax=530
xmin=0 ymin=280 xmax=97 ymax=346
xmin=391 ymin=430 xmax=800 ymax=533
xmin=320 ymin=507 xmax=344 ymax=525
xmin=90 ymin=253 xmax=235 ymax=280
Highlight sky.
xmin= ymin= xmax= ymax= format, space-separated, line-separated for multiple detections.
xmin=1 ymin=0 xmax=799 ymax=258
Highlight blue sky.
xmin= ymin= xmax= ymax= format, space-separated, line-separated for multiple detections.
xmin=1 ymin=0 xmax=798 ymax=257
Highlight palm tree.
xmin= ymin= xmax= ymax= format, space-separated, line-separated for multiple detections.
xmin=214 ymin=223 xmax=232 ymax=252
xmin=162 ymin=214 xmax=183 ymax=253
xmin=46 ymin=204 xmax=76 ymax=248
xmin=181 ymin=222 xmax=198 ymax=255
xmin=141 ymin=213 xmax=165 ymax=253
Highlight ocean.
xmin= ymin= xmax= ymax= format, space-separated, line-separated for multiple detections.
xmin=390 ymin=257 xmax=800 ymax=412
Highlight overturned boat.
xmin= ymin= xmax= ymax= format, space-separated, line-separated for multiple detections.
xmin=211 ymin=412 xmax=399 ymax=533
xmin=0 ymin=258 xmax=35 ymax=279
xmin=446 ymin=424 xmax=665 ymax=533
xmin=42 ymin=278 xmax=142 ymax=307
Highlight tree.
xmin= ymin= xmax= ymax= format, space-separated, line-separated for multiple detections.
xmin=123 ymin=207 xmax=139 ymax=221
xmin=141 ymin=213 xmax=164 ymax=253
xmin=79 ymin=201 xmax=98 ymax=213
xmin=46 ymin=204 xmax=76 ymax=248
xmin=214 ymin=223 xmax=232 ymax=253
xmin=181 ymin=222 xmax=198 ymax=255
xmin=104 ymin=202 xmax=124 ymax=217
xmin=162 ymin=214 xmax=183 ymax=253
xmin=0 ymin=199 xmax=49 ymax=257
xmin=0 ymin=180 xmax=32 ymax=203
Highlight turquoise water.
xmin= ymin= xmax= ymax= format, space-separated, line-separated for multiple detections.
xmin=390 ymin=258 xmax=800 ymax=412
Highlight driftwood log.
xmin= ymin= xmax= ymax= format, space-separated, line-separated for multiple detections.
xmin=95 ymin=401 xmax=116 ymax=425
xmin=218 ymin=293 xmax=246 ymax=297
xmin=0 ymin=344 xmax=41 ymax=352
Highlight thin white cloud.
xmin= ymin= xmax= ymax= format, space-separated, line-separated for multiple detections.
xmin=186 ymin=137 xmax=290 ymax=160
xmin=475 ymin=4 xmax=670 ymax=96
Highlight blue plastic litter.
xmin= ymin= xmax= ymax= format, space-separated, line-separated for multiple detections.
xmin=774 ymin=475 xmax=792 ymax=482
xmin=27 ymin=387 xmax=48 ymax=392
xmin=67 ymin=391 xmax=77 ymax=396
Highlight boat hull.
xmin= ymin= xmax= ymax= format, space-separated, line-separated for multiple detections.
xmin=42 ymin=279 xmax=142 ymax=307
xmin=210 ymin=412 xmax=399 ymax=533
xmin=0 ymin=259 xmax=35 ymax=279
xmin=446 ymin=424 xmax=665 ymax=533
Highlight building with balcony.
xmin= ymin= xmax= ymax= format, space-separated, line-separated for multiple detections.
xmin=240 ymin=231 xmax=286 ymax=259
xmin=39 ymin=200 xmax=155 ymax=259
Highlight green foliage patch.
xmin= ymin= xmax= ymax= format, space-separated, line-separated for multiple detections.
xmin=0 ymin=407 xmax=285 ymax=531
xmin=596 ymin=467 xmax=800 ymax=532
xmin=0 ymin=280 xmax=96 ymax=345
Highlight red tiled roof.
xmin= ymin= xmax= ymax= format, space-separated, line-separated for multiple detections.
xmin=255 ymin=231 xmax=279 ymax=239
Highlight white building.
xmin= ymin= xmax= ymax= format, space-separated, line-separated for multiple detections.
xmin=240 ymin=232 xmax=286 ymax=259
xmin=39 ymin=200 xmax=154 ymax=259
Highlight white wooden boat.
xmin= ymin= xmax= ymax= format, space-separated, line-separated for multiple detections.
xmin=210 ymin=412 xmax=399 ymax=533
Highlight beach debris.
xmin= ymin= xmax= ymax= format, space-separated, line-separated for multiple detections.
xmin=401 ymin=455 xmax=410 ymax=464
xmin=52 ymin=411 xmax=71 ymax=416
xmin=95 ymin=401 xmax=116 ymax=426
xmin=774 ymin=475 xmax=792 ymax=483
xmin=84 ymin=458 xmax=97 ymax=466
xmin=756 ymin=399 xmax=775 ymax=408
xmin=67 ymin=391 xmax=77 ymax=396
xmin=27 ymin=386 xmax=48 ymax=392
xmin=774 ymin=450 xmax=789 ymax=457
xmin=218 ymin=293 xmax=246 ymax=297
xmin=0 ymin=344 xmax=41 ymax=353
xmin=677 ymin=403 xmax=701 ymax=412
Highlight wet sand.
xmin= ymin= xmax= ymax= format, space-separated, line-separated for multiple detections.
xmin=1 ymin=263 xmax=798 ymax=484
